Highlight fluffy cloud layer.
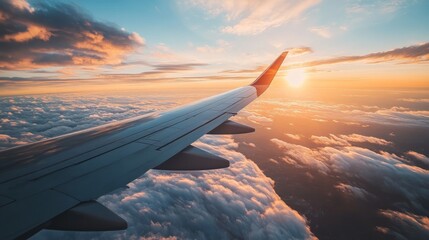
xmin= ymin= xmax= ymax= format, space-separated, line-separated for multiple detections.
xmin=186 ymin=0 xmax=320 ymax=35
xmin=271 ymin=137 xmax=429 ymax=212
xmin=36 ymin=135 xmax=315 ymax=239
xmin=0 ymin=94 xmax=315 ymax=239
xmin=379 ymin=210 xmax=429 ymax=239
xmin=270 ymin=135 xmax=429 ymax=238
xmin=236 ymin=92 xmax=429 ymax=239
xmin=0 ymin=94 xmax=178 ymax=150
xmin=0 ymin=0 xmax=144 ymax=69
xmin=259 ymin=100 xmax=429 ymax=128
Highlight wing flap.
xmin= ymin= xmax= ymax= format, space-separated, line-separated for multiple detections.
xmin=0 ymin=189 xmax=78 ymax=239
xmin=208 ymin=120 xmax=255 ymax=134
xmin=46 ymin=200 xmax=127 ymax=231
xmin=154 ymin=145 xmax=229 ymax=171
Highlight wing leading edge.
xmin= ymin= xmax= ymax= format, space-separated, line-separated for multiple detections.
xmin=0 ymin=52 xmax=288 ymax=239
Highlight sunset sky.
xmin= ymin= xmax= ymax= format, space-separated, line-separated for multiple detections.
xmin=1 ymin=1 xmax=429 ymax=240
xmin=1 ymin=0 xmax=429 ymax=95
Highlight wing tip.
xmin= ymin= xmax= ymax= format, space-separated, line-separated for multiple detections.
xmin=250 ymin=51 xmax=288 ymax=95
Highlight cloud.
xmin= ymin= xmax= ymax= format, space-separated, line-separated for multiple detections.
xmin=285 ymin=133 xmax=302 ymax=140
xmin=309 ymin=27 xmax=331 ymax=38
xmin=294 ymin=42 xmax=429 ymax=68
xmin=218 ymin=46 xmax=313 ymax=74
xmin=247 ymin=115 xmax=273 ymax=124
xmin=407 ymin=151 xmax=429 ymax=166
xmin=221 ymin=65 xmax=266 ymax=74
xmin=152 ymin=63 xmax=207 ymax=71
xmin=0 ymin=0 xmax=144 ymax=70
xmin=2 ymin=25 xmax=51 ymax=42
xmin=0 ymin=133 xmax=15 ymax=142
xmin=400 ymin=98 xmax=429 ymax=103
xmin=261 ymin=100 xmax=429 ymax=128
xmin=0 ymin=133 xmax=22 ymax=148
xmin=128 ymin=32 xmax=145 ymax=45
xmin=33 ymin=135 xmax=316 ymax=239
xmin=187 ymin=0 xmax=320 ymax=35
xmin=337 ymin=134 xmax=392 ymax=146
xmin=41 ymin=126 xmax=73 ymax=138
xmin=286 ymin=47 xmax=313 ymax=56
xmin=270 ymin=138 xmax=429 ymax=213
xmin=311 ymin=133 xmax=393 ymax=147
xmin=335 ymin=183 xmax=371 ymax=200
xmin=196 ymin=40 xmax=230 ymax=54
xmin=243 ymin=142 xmax=256 ymax=147
xmin=310 ymin=135 xmax=350 ymax=146
xmin=380 ymin=0 xmax=407 ymax=13
xmin=379 ymin=210 xmax=429 ymax=239
xmin=8 ymin=0 xmax=33 ymax=12
xmin=347 ymin=0 xmax=408 ymax=14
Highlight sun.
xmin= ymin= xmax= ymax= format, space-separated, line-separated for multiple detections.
xmin=286 ymin=69 xmax=306 ymax=88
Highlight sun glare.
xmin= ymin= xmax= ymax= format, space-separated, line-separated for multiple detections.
xmin=286 ymin=69 xmax=306 ymax=88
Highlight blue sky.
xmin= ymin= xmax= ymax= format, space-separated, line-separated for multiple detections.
xmin=69 ymin=0 xmax=429 ymax=55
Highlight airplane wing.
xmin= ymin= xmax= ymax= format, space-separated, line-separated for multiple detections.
xmin=0 ymin=52 xmax=288 ymax=239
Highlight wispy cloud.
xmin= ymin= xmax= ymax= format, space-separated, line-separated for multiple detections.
xmin=0 ymin=0 xmax=144 ymax=70
xmin=196 ymin=40 xmax=230 ymax=53
xmin=286 ymin=47 xmax=314 ymax=56
xmin=400 ymin=98 xmax=429 ymax=103
xmin=309 ymin=27 xmax=331 ymax=38
xmin=186 ymin=0 xmax=320 ymax=35
xmin=293 ymin=42 xmax=429 ymax=68
xmin=220 ymin=43 xmax=429 ymax=77
xmin=152 ymin=63 xmax=207 ymax=71
xmin=347 ymin=0 xmax=408 ymax=14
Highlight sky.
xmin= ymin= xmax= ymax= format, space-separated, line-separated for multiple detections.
xmin=0 ymin=0 xmax=429 ymax=240
xmin=0 ymin=0 xmax=429 ymax=95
